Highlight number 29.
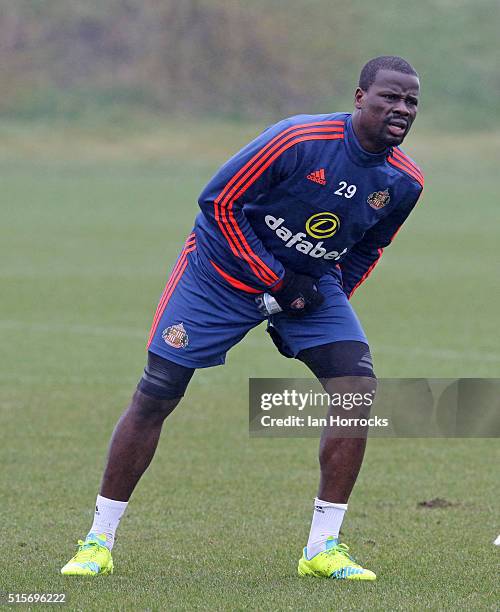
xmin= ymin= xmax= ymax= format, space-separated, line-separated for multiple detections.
xmin=334 ymin=181 xmax=357 ymax=199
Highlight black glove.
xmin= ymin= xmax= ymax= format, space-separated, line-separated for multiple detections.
xmin=271 ymin=268 xmax=324 ymax=316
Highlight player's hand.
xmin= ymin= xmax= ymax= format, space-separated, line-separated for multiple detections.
xmin=271 ymin=268 xmax=324 ymax=316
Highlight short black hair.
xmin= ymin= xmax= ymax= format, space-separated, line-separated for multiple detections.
xmin=359 ymin=56 xmax=418 ymax=90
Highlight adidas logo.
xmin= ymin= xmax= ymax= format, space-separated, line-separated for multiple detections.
xmin=306 ymin=168 xmax=327 ymax=186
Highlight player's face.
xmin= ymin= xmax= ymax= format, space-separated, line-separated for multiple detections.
xmin=353 ymin=69 xmax=420 ymax=152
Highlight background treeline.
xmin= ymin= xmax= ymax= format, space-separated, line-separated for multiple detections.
xmin=0 ymin=0 xmax=498 ymax=127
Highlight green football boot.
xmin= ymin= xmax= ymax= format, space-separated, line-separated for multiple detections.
xmin=298 ymin=537 xmax=376 ymax=580
xmin=61 ymin=533 xmax=113 ymax=576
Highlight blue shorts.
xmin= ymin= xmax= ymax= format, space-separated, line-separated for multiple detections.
xmin=147 ymin=233 xmax=368 ymax=369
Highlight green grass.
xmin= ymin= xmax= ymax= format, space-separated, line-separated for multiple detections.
xmin=1 ymin=121 xmax=499 ymax=610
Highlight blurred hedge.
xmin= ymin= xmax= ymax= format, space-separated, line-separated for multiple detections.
xmin=0 ymin=0 xmax=498 ymax=127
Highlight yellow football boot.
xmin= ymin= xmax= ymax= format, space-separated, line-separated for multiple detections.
xmin=298 ymin=537 xmax=376 ymax=580
xmin=61 ymin=533 xmax=113 ymax=576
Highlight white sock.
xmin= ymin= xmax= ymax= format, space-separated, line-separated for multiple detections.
xmin=306 ymin=497 xmax=348 ymax=559
xmin=87 ymin=494 xmax=128 ymax=550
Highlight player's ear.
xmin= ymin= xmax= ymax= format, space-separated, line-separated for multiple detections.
xmin=354 ymin=87 xmax=365 ymax=109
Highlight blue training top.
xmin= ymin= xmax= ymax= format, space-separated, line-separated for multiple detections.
xmin=194 ymin=112 xmax=424 ymax=298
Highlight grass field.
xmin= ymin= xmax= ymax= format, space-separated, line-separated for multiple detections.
xmin=1 ymin=120 xmax=499 ymax=610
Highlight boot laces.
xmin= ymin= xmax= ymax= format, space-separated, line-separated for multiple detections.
xmin=74 ymin=539 xmax=103 ymax=562
xmin=325 ymin=542 xmax=357 ymax=564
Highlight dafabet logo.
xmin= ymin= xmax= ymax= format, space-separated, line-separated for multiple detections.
xmin=264 ymin=214 xmax=347 ymax=261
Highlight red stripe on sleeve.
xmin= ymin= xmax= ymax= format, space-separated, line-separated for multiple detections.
xmin=392 ymin=148 xmax=424 ymax=180
xmin=387 ymin=156 xmax=424 ymax=187
xmin=216 ymin=121 xmax=344 ymax=204
xmin=217 ymin=125 xmax=344 ymax=284
xmin=221 ymin=130 xmax=344 ymax=285
xmin=209 ymin=260 xmax=262 ymax=293
xmin=215 ymin=124 xmax=344 ymax=286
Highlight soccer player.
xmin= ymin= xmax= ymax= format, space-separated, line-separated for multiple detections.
xmin=61 ymin=56 xmax=423 ymax=580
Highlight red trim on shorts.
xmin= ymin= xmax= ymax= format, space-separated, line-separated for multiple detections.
xmin=146 ymin=234 xmax=196 ymax=347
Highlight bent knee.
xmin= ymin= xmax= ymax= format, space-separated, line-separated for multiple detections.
xmin=135 ymin=351 xmax=195 ymax=419
xmin=137 ymin=351 xmax=194 ymax=400
xmin=298 ymin=341 xmax=376 ymax=380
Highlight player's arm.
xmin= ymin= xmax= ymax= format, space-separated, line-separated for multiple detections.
xmin=198 ymin=119 xmax=306 ymax=291
xmin=339 ymin=184 xmax=423 ymax=298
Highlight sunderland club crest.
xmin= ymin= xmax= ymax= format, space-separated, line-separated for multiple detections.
xmin=367 ymin=188 xmax=390 ymax=210
xmin=162 ymin=323 xmax=189 ymax=349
